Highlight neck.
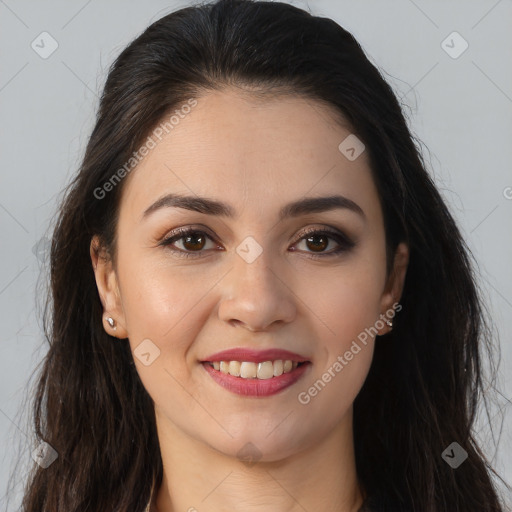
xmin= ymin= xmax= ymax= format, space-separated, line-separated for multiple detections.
xmin=153 ymin=408 xmax=364 ymax=512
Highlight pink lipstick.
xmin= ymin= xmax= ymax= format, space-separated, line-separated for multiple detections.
xmin=201 ymin=348 xmax=311 ymax=397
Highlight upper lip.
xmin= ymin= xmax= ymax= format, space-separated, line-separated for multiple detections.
xmin=202 ymin=348 xmax=309 ymax=363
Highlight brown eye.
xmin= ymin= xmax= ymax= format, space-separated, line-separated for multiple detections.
xmin=304 ymin=233 xmax=329 ymax=252
xmin=292 ymin=228 xmax=356 ymax=259
xmin=181 ymin=232 xmax=207 ymax=251
xmin=159 ymin=228 xmax=219 ymax=259
xmin=160 ymin=226 xmax=355 ymax=260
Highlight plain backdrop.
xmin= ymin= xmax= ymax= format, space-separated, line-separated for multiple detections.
xmin=1 ymin=0 xmax=511 ymax=509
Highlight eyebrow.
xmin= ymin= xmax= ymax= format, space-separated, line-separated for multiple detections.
xmin=141 ymin=193 xmax=366 ymax=222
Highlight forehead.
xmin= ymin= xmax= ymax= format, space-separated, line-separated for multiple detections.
xmin=119 ymin=88 xmax=379 ymax=222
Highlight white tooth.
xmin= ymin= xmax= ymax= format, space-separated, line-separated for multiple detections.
xmin=213 ymin=359 xmax=301 ymax=378
xmin=257 ymin=361 xmax=274 ymax=380
xmin=240 ymin=361 xmax=257 ymax=379
xmin=273 ymin=360 xmax=284 ymax=376
xmin=228 ymin=361 xmax=241 ymax=377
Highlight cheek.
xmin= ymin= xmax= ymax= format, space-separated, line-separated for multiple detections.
xmin=301 ymin=259 xmax=385 ymax=345
xmin=117 ymin=262 xmax=213 ymax=413
xmin=117 ymin=252 xmax=222 ymax=368
xmin=293 ymin=255 xmax=385 ymax=404
xmin=294 ymin=269 xmax=380 ymax=422
xmin=122 ymin=266 xmax=184 ymax=338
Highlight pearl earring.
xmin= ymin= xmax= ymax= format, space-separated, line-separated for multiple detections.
xmin=385 ymin=319 xmax=393 ymax=328
xmin=106 ymin=316 xmax=117 ymax=331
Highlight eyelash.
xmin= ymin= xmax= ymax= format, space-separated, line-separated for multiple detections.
xmin=158 ymin=226 xmax=356 ymax=260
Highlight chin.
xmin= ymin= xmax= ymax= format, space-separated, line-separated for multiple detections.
xmin=206 ymin=430 xmax=310 ymax=464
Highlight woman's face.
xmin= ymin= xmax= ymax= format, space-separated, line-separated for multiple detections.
xmin=92 ymin=88 xmax=408 ymax=461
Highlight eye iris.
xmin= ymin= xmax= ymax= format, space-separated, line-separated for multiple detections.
xmin=306 ymin=234 xmax=328 ymax=252
xmin=183 ymin=233 xmax=205 ymax=251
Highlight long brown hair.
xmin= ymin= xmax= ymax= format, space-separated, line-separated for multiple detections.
xmin=8 ymin=0 xmax=510 ymax=510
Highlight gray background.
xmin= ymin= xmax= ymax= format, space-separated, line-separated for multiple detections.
xmin=1 ymin=0 xmax=511 ymax=509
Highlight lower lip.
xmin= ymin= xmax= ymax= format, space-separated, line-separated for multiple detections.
xmin=202 ymin=362 xmax=310 ymax=397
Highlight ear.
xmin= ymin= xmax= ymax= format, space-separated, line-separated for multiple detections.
xmin=378 ymin=242 xmax=409 ymax=334
xmin=90 ymin=235 xmax=128 ymax=338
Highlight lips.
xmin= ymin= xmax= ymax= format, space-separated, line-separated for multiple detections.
xmin=203 ymin=348 xmax=309 ymax=364
xmin=201 ymin=348 xmax=311 ymax=397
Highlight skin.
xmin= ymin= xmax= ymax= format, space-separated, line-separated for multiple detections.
xmin=91 ymin=87 xmax=409 ymax=512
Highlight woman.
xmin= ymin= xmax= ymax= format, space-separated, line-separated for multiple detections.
xmin=17 ymin=0 xmax=509 ymax=510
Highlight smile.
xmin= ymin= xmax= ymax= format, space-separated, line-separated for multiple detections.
xmin=202 ymin=360 xmax=310 ymax=397
xmin=207 ymin=359 xmax=303 ymax=379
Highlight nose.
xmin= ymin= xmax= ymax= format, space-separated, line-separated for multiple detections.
xmin=217 ymin=250 xmax=296 ymax=332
